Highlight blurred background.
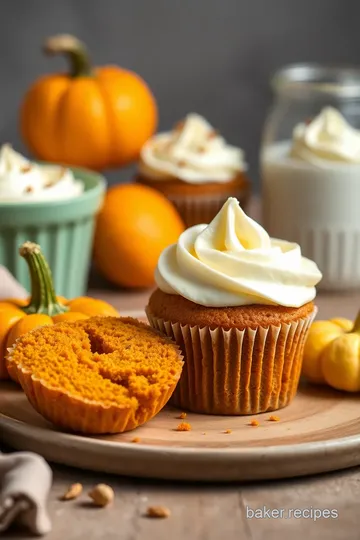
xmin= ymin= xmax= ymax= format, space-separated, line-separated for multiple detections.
xmin=2 ymin=0 xmax=360 ymax=189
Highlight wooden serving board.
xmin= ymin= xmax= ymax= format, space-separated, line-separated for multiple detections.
xmin=1 ymin=381 xmax=360 ymax=482
xmin=1 ymin=310 xmax=360 ymax=482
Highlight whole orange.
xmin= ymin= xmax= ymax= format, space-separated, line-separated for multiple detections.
xmin=93 ymin=184 xmax=185 ymax=288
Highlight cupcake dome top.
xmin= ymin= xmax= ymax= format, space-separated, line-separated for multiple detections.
xmin=155 ymin=197 xmax=322 ymax=308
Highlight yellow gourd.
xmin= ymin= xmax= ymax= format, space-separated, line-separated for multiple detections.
xmin=302 ymin=315 xmax=360 ymax=392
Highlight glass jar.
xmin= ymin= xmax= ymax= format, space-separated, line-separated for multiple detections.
xmin=260 ymin=63 xmax=360 ymax=291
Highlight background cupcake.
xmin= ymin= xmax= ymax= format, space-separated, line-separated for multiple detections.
xmin=136 ymin=114 xmax=250 ymax=227
xmin=146 ymin=197 xmax=322 ymax=415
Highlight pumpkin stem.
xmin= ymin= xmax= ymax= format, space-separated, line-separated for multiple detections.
xmin=19 ymin=242 xmax=69 ymax=316
xmin=351 ymin=310 xmax=360 ymax=333
xmin=43 ymin=34 xmax=92 ymax=77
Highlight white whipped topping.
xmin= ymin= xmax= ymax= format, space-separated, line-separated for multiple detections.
xmin=156 ymin=198 xmax=322 ymax=307
xmin=291 ymin=107 xmax=360 ymax=165
xmin=139 ymin=113 xmax=247 ymax=183
xmin=0 ymin=144 xmax=83 ymax=202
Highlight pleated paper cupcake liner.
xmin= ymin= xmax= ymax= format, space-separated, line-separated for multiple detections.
xmin=13 ymin=364 xmax=178 ymax=434
xmin=167 ymin=189 xmax=249 ymax=228
xmin=146 ymin=307 xmax=317 ymax=415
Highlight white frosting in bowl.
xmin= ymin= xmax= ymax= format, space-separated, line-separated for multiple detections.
xmin=139 ymin=113 xmax=247 ymax=183
xmin=0 ymin=145 xmax=83 ymax=202
xmin=291 ymin=107 xmax=360 ymax=165
xmin=156 ymin=197 xmax=322 ymax=307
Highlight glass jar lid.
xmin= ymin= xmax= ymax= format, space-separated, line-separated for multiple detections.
xmin=272 ymin=63 xmax=360 ymax=98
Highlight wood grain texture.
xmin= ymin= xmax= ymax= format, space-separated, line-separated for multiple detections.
xmin=3 ymin=462 xmax=360 ymax=540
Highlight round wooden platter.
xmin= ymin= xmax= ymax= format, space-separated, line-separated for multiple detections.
xmin=1 ymin=381 xmax=360 ymax=482
xmin=1 ymin=310 xmax=360 ymax=482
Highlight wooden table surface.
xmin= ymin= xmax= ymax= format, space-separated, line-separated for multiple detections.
xmin=3 ymin=283 xmax=359 ymax=540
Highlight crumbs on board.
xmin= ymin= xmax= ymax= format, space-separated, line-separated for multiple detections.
xmin=176 ymin=422 xmax=191 ymax=432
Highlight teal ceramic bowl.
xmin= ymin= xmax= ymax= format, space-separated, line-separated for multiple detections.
xmin=0 ymin=167 xmax=106 ymax=298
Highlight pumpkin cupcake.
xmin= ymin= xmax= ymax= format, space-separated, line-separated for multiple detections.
xmin=7 ymin=316 xmax=183 ymax=434
xmin=146 ymin=197 xmax=322 ymax=415
xmin=136 ymin=113 xmax=250 ymax=227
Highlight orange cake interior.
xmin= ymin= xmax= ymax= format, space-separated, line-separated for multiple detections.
xmin=8 ymin=316 xmax=183 ymax=419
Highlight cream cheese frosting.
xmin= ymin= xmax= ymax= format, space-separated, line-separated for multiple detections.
xmin=139 ymin=113 xmax=247 ymax=183
xmin=155 ymin=197 xmax=322 ymax=307
xmin=0 ymin=144 xmax=83 ymax=202
xmin=290 ymin=107 xmax=360 ymax=165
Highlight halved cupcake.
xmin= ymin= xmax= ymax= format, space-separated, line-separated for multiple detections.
xmin=8 ymin=316 xmax=183 ymax=433
xmin=146 ymin=197 xmax=322 ymax=415
xmin=136 ymin=114 xmax=250 ymax=227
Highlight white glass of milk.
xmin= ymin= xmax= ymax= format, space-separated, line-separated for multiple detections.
xmin=260 ymin=63 xmax=360 ymax=291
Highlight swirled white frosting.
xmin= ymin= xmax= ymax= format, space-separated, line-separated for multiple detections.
xmin=155 ymin=197 xmax=322 ymax=307
xmin=291 ymin=107 xmax=360 ymax=165
xmin=0 ymin=144 xmax=83 ymax=202
xmin=139 ymin=113 xmax=247 ymax=183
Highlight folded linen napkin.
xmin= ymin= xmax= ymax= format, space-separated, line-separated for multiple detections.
xmin=0 ymin=452 xmax=52 ymax=535
xmin=0 ymin=265 xmax=52 ymax=535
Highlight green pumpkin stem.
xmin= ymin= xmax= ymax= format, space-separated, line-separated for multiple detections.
xmin=20 ymin=242 xmax=69 ymax=316
xmin=351 ymin=310 xmax=360 ymax=333
xmin=43 ymin=34 xmax=92 ymax=78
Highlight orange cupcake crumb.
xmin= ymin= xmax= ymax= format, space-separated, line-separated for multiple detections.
xmin=176 ymin=422 xmax=191 ymax=432
xmin=249 ymin=420 xmax=260 ymax=427
xmin=268 ymin=415 xmax=280 ymax=422
xmin=132 ymin=437 xmax=141 ymax=443
xmin=224 ymin=429 xmax=232 ymax=434
xmin=178 ymin=412 xmax=187 ymax=419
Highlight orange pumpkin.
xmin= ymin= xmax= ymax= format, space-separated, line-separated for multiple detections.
xmin=20 ymin=34 xmax=158 ymax=170
xmin=0 ymin=241 xmax=118 ymax=381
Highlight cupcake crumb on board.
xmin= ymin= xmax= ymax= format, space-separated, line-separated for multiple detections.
xmin=178 ymin=411 xmax=187 ymax=419
xmin=202 ymin=432 xmax=207 ymax=435
xmin=249 ymin=420 xmax=260 ymax=427
xmin=175 ymin=422 xmax=191 ymax=431
xmin=132 ymin=437 xmax=141 ymax=443
xmin=268 ymin=415 xmax=280 ymax=422
xmin=146 ymin=505 xmax=171 ymax=518
xmin=223 ymin=429 xmax=232 ymax=434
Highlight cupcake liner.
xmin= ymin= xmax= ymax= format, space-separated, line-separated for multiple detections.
xmin=11 ymin=363 xmax=178 ymax=435
xmin=146 ymin=307 xmax=317 ymax=415
xmin=167 ymin=189 xmax=249 ymax=227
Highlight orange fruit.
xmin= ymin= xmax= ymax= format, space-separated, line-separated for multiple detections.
xmin=93 ymin=184 xmax=184 ymax=288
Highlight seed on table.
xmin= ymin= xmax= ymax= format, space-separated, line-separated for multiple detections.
xmin=146 ymin=505 xmax=171 ymax=518
xmin=60 ymin=483 xmax=83 ymax=501
xmin=88 ymin=484 xmax=114 ymax=507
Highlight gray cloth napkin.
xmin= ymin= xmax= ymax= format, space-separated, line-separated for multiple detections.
xmin=0 ymin=265 xmax=52 ymax=535
xmin=0 ymin=452 xmax=52 ymax=535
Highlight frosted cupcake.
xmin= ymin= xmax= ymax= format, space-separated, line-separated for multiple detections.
xmin=136 ymin=114 xmax=250 ymax=227
xmin=146 ymin=197 xmax=322 ymax=415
